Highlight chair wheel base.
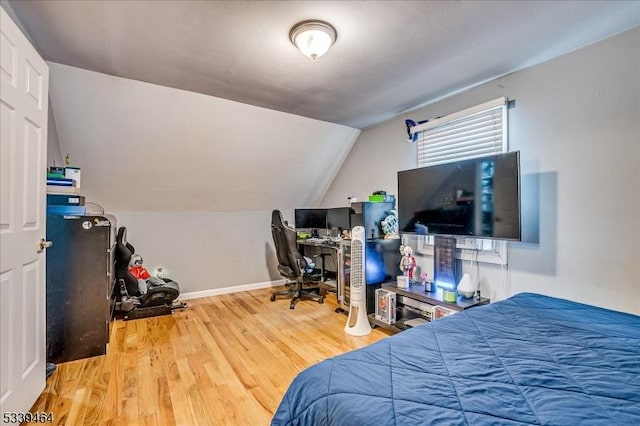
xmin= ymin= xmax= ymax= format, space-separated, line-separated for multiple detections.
xmin=270 ymin=294 xmax=276 ymax=302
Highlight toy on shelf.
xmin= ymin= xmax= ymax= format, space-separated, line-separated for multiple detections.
xmin=381 ymin=210 xmax=399 ymax=239
xmin=399 ymin=245 xmax=417 ymax=282
xmin=420 ymin=271 xmax=431 ymax=292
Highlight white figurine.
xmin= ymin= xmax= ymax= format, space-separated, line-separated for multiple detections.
xmin=399 ymin=245 xmax=417 ymax=282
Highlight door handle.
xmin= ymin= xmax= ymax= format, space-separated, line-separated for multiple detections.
xmin=39 ymin=239 xmax=53 ymax=250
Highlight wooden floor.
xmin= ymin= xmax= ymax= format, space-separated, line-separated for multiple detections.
xmin=31 ymin=287 xmax=391 ymax=425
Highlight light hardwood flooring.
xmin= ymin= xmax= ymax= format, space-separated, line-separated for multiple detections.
xmin=31 ymin=287 xmax=391 ymax=425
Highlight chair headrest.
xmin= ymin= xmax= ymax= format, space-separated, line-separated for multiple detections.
xmin=271 ymin=209 xmax=283 ymax=226
xmin=117 ymin=226 xmax=127 ymax=245
xmin=272 ymin=209 xmax=296 ymax=233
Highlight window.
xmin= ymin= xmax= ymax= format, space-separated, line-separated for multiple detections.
xmin=409 ymin=97 xmax=509 ymax=264
xmin=412 ymin=97 xmax=507 ymax=168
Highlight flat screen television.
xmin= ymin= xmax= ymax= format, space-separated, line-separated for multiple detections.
xmin=398 ymin=151 xmax=521 ymax=240
xmin=294 ymin=208 xmax=328 ymax=229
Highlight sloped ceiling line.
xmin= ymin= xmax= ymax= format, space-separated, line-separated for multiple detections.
xmin=48 ymin=62 xmax=360 ymax=212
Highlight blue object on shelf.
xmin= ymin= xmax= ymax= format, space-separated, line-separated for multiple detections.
xmin=46 ymin=177 xmax=74 ymax=186
xmin=47 ymin=205 xmax=86 ymax=215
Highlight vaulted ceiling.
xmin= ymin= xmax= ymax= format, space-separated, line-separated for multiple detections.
xmin=46 ymin=63 xmax=360 ymax=211
xmin=4 ymin=0 xmax=638 ymax=212
xmin=8 ymin=0 xmax=640 ymax=129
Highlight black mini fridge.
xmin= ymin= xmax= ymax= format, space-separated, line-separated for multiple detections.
xmin=46 ymin=214 xmax=116 ymax=363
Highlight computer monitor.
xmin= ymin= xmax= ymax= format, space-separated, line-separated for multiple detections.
xmin=327 ymin=207 xmax=352 ymax=231
xmin=294 ymin=209 xmax=328 ymax=229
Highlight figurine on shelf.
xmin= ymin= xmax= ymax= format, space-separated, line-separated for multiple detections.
xmin=420 ymin=271 xmax=431 ymax=292
xmin=399 ymin=245 xmax=417 ymax=282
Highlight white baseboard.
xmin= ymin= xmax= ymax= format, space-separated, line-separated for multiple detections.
xmin=178 ymin=279 xmax=285 ymax=301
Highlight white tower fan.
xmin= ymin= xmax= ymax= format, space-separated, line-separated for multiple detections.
xmin=345 ymin=226 xmax=372 ymax=336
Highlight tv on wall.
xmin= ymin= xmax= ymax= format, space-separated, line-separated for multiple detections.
xmin=398 ymin=151 xmax=521 ymax=240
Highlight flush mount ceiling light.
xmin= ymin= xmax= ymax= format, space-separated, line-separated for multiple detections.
xmin=289 ymin=20 xmax=337 ymax=59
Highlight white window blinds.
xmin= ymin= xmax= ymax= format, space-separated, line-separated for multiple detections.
xmin=413 ymin=97 xmax=508 ymax=168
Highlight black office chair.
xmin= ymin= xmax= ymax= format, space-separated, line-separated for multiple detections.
xmin=270 ymin=210 xmax=324 ymax=309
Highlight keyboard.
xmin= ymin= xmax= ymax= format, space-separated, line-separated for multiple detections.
xmin=305 ymin=237 xmax=331 ymax=244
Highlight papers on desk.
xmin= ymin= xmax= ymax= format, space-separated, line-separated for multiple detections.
xmin=305 ymin=237 xmax=330 ymax=244
xmin=302 ymin=237 xmax=343 ymax=245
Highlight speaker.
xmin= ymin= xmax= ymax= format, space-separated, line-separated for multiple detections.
xmin=345 ymin=226 xmax=372 ymax=336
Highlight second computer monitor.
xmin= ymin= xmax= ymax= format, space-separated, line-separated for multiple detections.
xmin=327 ymin=207 xmax=352 ymax=232
xmin=294 ymin=209 xmax=328 ymax=229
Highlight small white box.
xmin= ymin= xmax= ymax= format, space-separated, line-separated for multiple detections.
xmin=65 ymin=167 xmax=81 ymax=188
xmin=375 ymin=289 xmax=396 ymax=324
xmin=397 ymin=275 xmax=409 ymax=288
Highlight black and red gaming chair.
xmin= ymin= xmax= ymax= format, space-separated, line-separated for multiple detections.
xmin=114 ymin=227 xmax=180 ymax=310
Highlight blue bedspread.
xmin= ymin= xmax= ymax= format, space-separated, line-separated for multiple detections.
xmin=272 ymin=293 xmax=640 ymax=425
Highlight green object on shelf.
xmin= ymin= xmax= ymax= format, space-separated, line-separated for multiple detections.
xmin=442 ymin=289 xmax=457 ymax=303
xmin=47 ymin=172 xmax=65 ymax=179
xmin=368 ymin=194 xmax=396 ymax=203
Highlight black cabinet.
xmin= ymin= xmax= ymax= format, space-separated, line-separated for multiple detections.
xmin=46 ymin=214 xmax=116 ymax=363
xmin=340 ymin=202 xmax=401 ymax=314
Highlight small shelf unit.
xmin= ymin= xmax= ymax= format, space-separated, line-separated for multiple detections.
xmin=368 ymin=282 xmax=490 ymax=333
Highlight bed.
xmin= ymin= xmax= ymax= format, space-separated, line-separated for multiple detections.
xmin=272 ymin=293 xmax=640 ymax=425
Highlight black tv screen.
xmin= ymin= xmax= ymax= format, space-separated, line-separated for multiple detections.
xmin=327 ymin=207 xmax=352 ymax=231
xmin=294 ymin=209 xmax=327 ymax=229
xmin=398 ymin=151 xmax=521 ymax=240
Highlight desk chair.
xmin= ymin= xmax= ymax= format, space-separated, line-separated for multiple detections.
xmin=270 ymin=210 xmax=324 ymax=309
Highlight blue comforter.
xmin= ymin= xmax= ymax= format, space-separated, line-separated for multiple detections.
xmin=272 ymin=293 xmax=640 ymax=425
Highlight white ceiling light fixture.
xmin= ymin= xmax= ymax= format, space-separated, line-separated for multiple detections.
xmin=289 ymin=20 xmax=337 ymax=59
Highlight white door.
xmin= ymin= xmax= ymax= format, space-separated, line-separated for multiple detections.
xmin=0 ymin=6 xmax=49 ymax=415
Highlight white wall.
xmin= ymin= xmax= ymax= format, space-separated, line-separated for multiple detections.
xmin=48 ymin=63 xmax=360 ymax=212
xmin=47 ymin=64 xmax=360 ymax=293
xmin=46 ymin=100 xmax=63 ymax=168
xmin=111 ymin=210 xmax=294 ymax=294
xmin=322 ymin=28 xmax=640 ymax=314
